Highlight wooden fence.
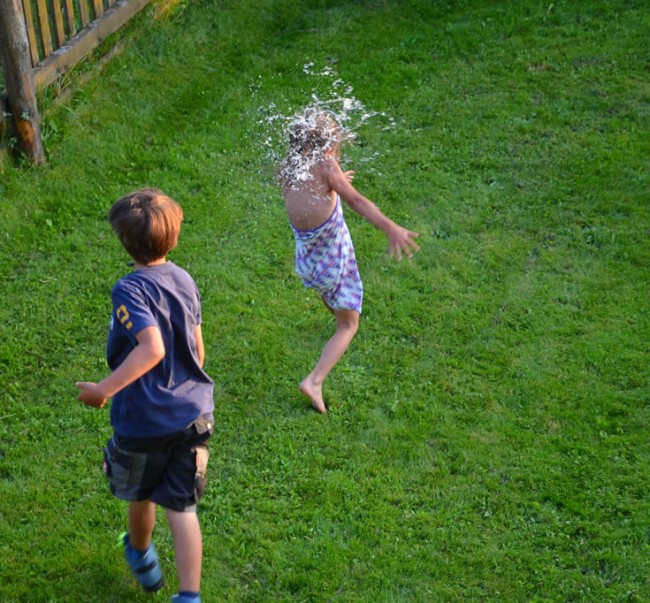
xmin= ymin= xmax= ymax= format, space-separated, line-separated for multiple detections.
xmin=0 ymin=0 xmax=151 ymax=163
xmin=22 ymin=0 xmax=151 ymax=90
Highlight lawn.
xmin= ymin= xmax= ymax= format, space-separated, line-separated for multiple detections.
xmin=0 ymin=0 xmax=648 ymax=601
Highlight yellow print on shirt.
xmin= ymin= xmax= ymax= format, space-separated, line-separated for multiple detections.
xmin=116 ymin=305 xmax=133 ymax=330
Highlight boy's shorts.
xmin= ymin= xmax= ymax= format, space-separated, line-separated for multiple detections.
xmin=103 ymin=418 xmax=213 ymax=512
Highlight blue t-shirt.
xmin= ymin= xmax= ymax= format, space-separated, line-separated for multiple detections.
xmin=106 ymin=262 xmax=214 ymax=439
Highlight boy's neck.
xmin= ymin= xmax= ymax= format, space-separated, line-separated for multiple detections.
xmin=134 ymin=257 xmax=167 ymax=269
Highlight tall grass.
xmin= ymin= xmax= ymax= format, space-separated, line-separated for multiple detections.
xmin=0 ymin=0 xmax=648 ymax=600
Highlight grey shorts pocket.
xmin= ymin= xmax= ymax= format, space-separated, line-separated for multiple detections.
xmin=104 ymin=438 xmax=147 ymax=499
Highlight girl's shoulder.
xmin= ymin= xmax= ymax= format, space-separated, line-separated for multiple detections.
xmin=312 ymin=156 xmax=340 ymax=178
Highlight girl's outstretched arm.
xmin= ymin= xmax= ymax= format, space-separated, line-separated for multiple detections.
xmin=326 ymin=159 xmax=420 ymax=259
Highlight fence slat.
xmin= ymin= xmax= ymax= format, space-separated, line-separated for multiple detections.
xmin=79 ymin=0 xmax=90 ymax=27
xmin=35 ymin=0 xmax=53 ymax=57
xmin=93 ymin=0 xmax=104 ymax=19
xmin=64 ymin=0 xmax=77 ymax=35
xmin=20 ymin=0 xmax=40 ymax=65
xmin=52 ymin=1 xmax=66 ymax=46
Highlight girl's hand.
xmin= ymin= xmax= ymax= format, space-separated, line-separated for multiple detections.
xmin=388 ymin=226 xmax=420 ymax=260
xmin=343 ymin=170 xmax=355 ymax=183
xmin=75 ymin=382 xmax=108 ymax=409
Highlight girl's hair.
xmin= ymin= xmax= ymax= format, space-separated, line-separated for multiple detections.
xmin=280 ymin=108 xmax=342 ymax=186
xmin=108 ymin=188 xmax=183 ymax=265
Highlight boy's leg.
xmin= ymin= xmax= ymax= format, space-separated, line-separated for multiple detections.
xmin=129 ymin=499 xmax=156 ymax=550
xmin=300 ymin=307 xmax=359 ymax=413
xmin=123 ymin=499 xmax=164 ymax=592
xmin=167 ymin=509 xmax=203 ymax=593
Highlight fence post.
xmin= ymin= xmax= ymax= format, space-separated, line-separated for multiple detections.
xmin=0 ymin=0 xmax=45 ymax=164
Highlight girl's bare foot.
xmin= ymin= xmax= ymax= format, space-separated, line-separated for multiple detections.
xmin=299 ymin=379 xmax=327 ymax=414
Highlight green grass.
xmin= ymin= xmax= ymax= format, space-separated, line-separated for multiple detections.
xmin=1 ymin=0 xmax=649 ymax=600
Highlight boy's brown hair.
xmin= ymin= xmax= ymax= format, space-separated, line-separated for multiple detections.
xmin=108 ymin=188 xmax=183 ymax=265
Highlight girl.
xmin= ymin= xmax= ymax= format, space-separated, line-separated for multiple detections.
xmin=281 ymin=109 xmax=420 ymax=413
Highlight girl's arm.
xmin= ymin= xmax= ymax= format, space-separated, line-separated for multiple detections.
xmin=326 ymin=159 xmax=420 ymax=260
xmin=76 ymin=326 xmax=166 ymax=408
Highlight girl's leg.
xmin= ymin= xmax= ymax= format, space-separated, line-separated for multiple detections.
xmin=300 ymin=307 xmax=359 ymax=413
xmin=129 ymin=499 xmax=156 ymax=550
xmin=167 ymin=509 xmax=203 ymax=593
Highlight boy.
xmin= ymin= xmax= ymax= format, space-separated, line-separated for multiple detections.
xmin=76 ymin=188 xmax=213 ymax=603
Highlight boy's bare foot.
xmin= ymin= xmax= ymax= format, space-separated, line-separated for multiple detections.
xmin=299 ymin=379 xmax=327 ymax=414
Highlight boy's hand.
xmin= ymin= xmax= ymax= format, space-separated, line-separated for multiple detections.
xmin=343 ymin=170 xmax=355 ymax=183
xmin=75 ymin=382 xmax=108 ymax=409
xmin=388 ymin=226 xmax=420 ymax=260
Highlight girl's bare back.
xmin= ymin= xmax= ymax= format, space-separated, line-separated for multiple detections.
xmin=283 ymin=160 xmax=338 ymax=230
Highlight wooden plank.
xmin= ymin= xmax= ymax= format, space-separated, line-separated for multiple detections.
xmin=0 ymin=0 xmax=45 ymax=163
xmin=21 ymin=0 xmax=41 ymax=65
xmin=64 ymin=0 xmax=77 ymax=37
xmin=52 ymin=0 xmax=66 ymax=47
xmin=33 ymin=0 xmax=152 ymax=90
xmin=92 ymin=0 xmax=103 ymax=19
xmin=79 ymin=0 xmax=90 ymax=27
xmin=35 ymin=0 xmax=53 ymax=57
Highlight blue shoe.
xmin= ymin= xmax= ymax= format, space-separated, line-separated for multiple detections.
xmin=122 ymin=533 xmax=164 ymax=592
xmin=171 ymin=595 xmax=201 ymax=603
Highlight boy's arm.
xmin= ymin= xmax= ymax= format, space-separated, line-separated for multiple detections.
xmin=76 ymin=326 xmax=166 ymax=409
xmin=326 ymin=160 xmax=420 ymax=260
xmin=195 ymin=325 xmax=205 ymax=368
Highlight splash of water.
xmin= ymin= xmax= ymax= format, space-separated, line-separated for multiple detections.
xmin=254 ymin=63 xmax=395 ymax=186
